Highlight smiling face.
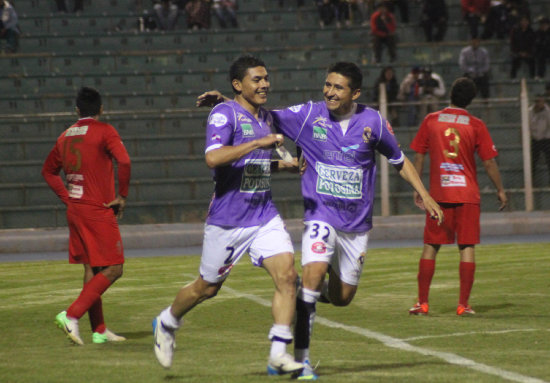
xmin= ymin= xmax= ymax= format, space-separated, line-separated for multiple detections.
xmin=233 ymin=66 xmax=269 ymax=112
xmin=323 ymin=72 xmax=361 ymax=116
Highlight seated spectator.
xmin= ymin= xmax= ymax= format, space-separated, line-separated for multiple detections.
xmin=370 ymin=3 xmax=397 ymax=63
xmin=398 ymin=66 xmax=422 ymax=126
xmin=420 ymin=0 xmax=448 ymax=42
xmin=418 ymin=67 xmax=446 ymax=118
xmin=534 ymin=16 xmax=550 ymax=79
xmin=510 ymin=15 xmax=535 ymax=79
xmin=212 ymin=0 xmax=238 ymax=28
xmin=55 ymin=0 xmax=83 ymax=13
xmin=154 ymin=0 xmax=179 ymax=31
xmin=459 ymin=38 xmax=491 ymax=98
xmin=0 ymin=0 xmax=19 ymax=53
xmin=373 ymin=66 xmax=399 ymax=124
xmin=185 ymin=0 xmax=211 ymax=30
xmin=461 ymin=0 xmax=490 ymax=39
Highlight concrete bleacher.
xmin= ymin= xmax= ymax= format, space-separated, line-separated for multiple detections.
xmin=1 ymin=0 xmax=548 ymax=229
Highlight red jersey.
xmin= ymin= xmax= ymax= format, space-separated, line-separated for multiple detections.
xmin=410 ymin=107 xmax=497 ymax=204
xmin=42 ymin=117 xmax=131 ymax=208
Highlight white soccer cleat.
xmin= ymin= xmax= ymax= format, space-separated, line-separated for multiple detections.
xmin=153 ymin=316 xmax=176 ymax=369
xmin=92 ymin=328 xmax=127 ymax=343
xmin=55 ymin=311 xmax=84 ymax=345
xmin=267 ymin=352 xmax=304 ymax=375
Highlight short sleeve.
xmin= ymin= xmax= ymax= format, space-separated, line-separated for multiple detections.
xmin=205 ymin=103 xmax=235 ymax=153
xmin=270 ymin=102 xmax=312 ymax=142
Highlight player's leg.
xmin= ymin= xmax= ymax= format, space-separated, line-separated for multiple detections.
xmin=456 ymin=203 xmax=480 ymax=315
xmin=248 ymin=215 xmax=303 ymax=375
xmin=153 ymin=223 xmax=251 ymax=368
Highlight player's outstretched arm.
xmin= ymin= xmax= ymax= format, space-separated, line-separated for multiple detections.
xmin=196 ymin=90 xmax=230 ymax=107
xmin=398 ymin=156 xmax=444 ymax=225
xmin=205 ymin=134 xmax=284 ymax=168
xmin=483 ymin=158 xmax=508 ymax=211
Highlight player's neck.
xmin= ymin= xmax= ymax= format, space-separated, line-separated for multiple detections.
xmin=235 ymin=96 xmax=261 ymax=119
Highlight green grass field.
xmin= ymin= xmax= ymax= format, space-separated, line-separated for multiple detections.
xmin=1 ymin=242 xmax=549 ymax=383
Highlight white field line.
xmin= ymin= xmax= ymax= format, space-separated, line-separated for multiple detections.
xmin=218 ymin=282 xmax=548 ymax=383
xmin=403 ymin=329 xmax=540 ymax=341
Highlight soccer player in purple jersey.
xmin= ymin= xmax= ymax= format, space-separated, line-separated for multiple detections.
xmin=152 ymin=56 xmax=304 ymax=375
xmin=198 ymin=62 xmax=443 ymax=379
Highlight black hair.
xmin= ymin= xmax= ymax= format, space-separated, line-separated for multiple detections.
xmin=76 ymin=87 xmax=102 ymax=117
xmin=229 ymin=55 xmax=267 ymax=94
xmin=450 ymin=77 xmax=477 ymax=108
xmin=327 ymin=62 xmax=363 ymax=91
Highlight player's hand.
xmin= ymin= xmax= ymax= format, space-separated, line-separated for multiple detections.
xmin=298 ymin=154 xmax=307 ymax=176
xmin=421 ymin=195 xmax=444 ymax=225
xmin=413 ymin=191 xmax=425 ymax=210
xmin=196 ymin=90 xmax=225 ymax=107
xmin=497 ymin=189 xmax=508 ymax=211
xmin=104 ymin=195 xmax=127 ymax=219
xmin=277 ymin=157 xmax=300 ymax=173
xmin=257 ymin=134 xmax=284 ymax=149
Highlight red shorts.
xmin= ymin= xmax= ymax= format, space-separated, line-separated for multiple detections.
xmin=424 ymin=203 xmax=480 ymax=245
xmin=67 ymin=203 xmax=124 ymax=267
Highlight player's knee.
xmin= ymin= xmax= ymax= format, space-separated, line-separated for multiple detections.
xmin=201 ymin=282 xmax=222 ymax=300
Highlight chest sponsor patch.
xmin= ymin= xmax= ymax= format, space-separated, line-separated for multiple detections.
xmin=441 ymin=174 xmax=466 ymax=187
xmin=315 ymin=162 xmax=363 ymax=199
xmin=313 ymin=126 xmax=327 ymax=141
xmin=241 ymin=123 xmax=255 ymax=137
xmin=240 ymin=159 xmax=271 ymax=193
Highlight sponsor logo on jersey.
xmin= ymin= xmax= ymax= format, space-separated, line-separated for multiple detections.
xmin=313 ymin=126 xmax=327 ymax=141
xmin=210 ymin=113 xmax=228 ymax=127
xmin=66 ymin=126 xmax=89 ymax=137
xmin=316 ymin=162 xmax=363 ymax=199
xmin=241 ymin=123 xmax=255 ymax=137
xmin=438 ymin=113 xmax=470 ymax=125
xmin=289 ymin=104 xmax=303 ymax=113
xmin=441 ymin=174 xmax=467 ymax=187
xmin=312 ymin=116 xmax=332 ymax=129
xmin=237 ymin=112 xmax=252 ymax=123
xmin=311 ymin=242 xmax=327 ymax=254
xmin=456 ymin=115 xmax=470 ymax=124
xmin=324 ymin=150 xmax=356 ymax=162
xmin=342 ymin=144 xmax=359 ymax=153
xmin=240 ymin=159 xmax=271 ymax=193
xmin=440 ymin=162 xmax=464 ymax=172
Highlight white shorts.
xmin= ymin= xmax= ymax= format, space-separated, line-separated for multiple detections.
xmin=200 ymin=215 xmax=294 ymax=283
xmin=301 ymin=220 xmax=369 ymax=286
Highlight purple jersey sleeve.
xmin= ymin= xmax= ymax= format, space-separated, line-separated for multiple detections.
xmin=373 ymin=118 xmax=404 ymax=165
xmin=205 ymin=103 xmax=236 ymax=153
xmin=270 ymin=102 xmax=313 ymax=142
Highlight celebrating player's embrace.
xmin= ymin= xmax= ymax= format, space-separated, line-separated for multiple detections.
xmin=182 ymin=57 xmax=443 ymax=379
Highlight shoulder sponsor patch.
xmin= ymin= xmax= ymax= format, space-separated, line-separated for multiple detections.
xmin=209 ymin=113 xmax=228 ymax=127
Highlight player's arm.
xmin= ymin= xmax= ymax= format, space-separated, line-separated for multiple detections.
xmin=105 ymin=129 xmax=131 ymax=219
xmin=41 ymin=145 xmax=70 ymax=205
xmin=397 ymin=156 xmax=443 ymax=225
xmin=412 ymin=152 xmax=427 ymax=210
xmin=206 ymin=134 xmax=284 ymax=168
xmin=482 ymin=158 xmax=507 ymax=211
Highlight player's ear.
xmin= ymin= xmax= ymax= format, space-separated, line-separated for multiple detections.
xmin=99 ymin=105 xmax=104 ymax=116
xmin=351 ymin=88 xmax=361 ymax=101
xmin=232 ymin=78 xmax=242 ymax=94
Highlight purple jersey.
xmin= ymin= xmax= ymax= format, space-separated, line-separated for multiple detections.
xmin=205 ymin=101 xmax=278 ymax=227
xmin=271 ymin=101 xmax=404 ymax=232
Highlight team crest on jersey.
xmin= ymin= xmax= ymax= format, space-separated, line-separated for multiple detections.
xmin=237 ymin=112 xmax=252 ymax=123
xmin=362 ymin=127 xmax=372 ymax=143
xmin=313 ymin=126 xmax=327 ymax=141
xmin=358 ymin=252 xmax=366 ymax=265
xmin=241 ymin=123 xmax=255 ymax=137
xmin=311 ymin=242 xmax=327 ymax=254
xmin=209 ymin=113 xmax=227 ymax=127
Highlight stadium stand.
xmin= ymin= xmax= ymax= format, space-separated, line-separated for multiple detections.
xmin=0 ymin=0 xmax=549 ymax=228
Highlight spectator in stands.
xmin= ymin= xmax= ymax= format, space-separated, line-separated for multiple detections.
xmin=315 ymin=0 xmax=335 ymax=28
xmin=373 ymin=66 xmax=399 ymax=124
xmin=370 ymin=3 xmax=397 ymax=63
xmin=482 ymin=0 xmax=510 ymax=39
xmin=382 ymin=0 xmax=408 ymax=23
xmin=529 ymin=94 xmax=550 ymax=184
xmin=350 ymin=0 xmax=371 ymax=26
xmin=55 ymin=0 xmax=83 ymax=13
xmin=461 ymin=0 xmax=490 ymax=39
xmin=510 ymin=15 xmax=535 ymax=79
xmin=534 ymin=16 xmax=550 ymax=80
xmin=459 ymin=38 xmax=491 ymax=98
xmin=212 ymin=0 xmax=238 ymax=28
xmin=154 ymin=0 xmax=179 ymax=31
xmin=0 ymin=0 xmax=19 ymax=53
xmin=418 ymin=67 xmax=446 ymax=119
xmin=398 ymin=66 xmax=422 ymax=126
xmin=185 ymin=0 xmax=211 ymax=30
xmin=420 ymin=0 xmax=448 ymax=42
xmin=334 ymin=0 xmax=351 ymax=28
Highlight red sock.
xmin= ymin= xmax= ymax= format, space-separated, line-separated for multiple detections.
xmin=417 ymin=259 xmax=436 ymax=304
xmin=89 ymin=297 xmax=106 ymax=334
xmin=67 ymin=273 xmax=111 ymax=320
xmin=459 ymin=261 xmax=476 ymax=306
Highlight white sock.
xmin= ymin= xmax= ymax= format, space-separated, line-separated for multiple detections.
xmin=159 ymin=306 xmax=182 ymax=330
xmin=268 ymin=324 xmax=292 ymax=358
